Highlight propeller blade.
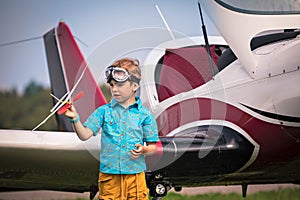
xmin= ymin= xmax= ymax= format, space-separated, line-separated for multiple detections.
xmin=57 ymin=104 xmax=71 ymax=115
xmin=73 ymin=91 xmax=84 ymax=102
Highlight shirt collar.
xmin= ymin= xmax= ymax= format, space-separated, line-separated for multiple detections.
xmin=110 ymin=96 xmax=142 ymax=110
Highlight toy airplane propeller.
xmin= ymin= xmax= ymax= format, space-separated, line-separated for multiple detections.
xmin=51 ymin=91 xmax=84 ymax=115
xmin=32 ymin=91 xmax=84 ymax=131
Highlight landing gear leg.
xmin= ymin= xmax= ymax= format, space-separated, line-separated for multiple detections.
xmin=241 ymin=184 xmax=248 ymax=198
xmin=152 ymin=197 xmax=164 ymax=200
xmin=89 ymin=185 xmax=98 ymax=200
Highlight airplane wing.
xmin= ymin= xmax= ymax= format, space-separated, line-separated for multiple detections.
xmin=0 ymin=129 xmax=99 ymax=192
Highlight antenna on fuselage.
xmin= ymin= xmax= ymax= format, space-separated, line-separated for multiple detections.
xmin=197 ymin=1 xmax=215 ymax=77
xmin=155 ymin=4 xmax=175 ymax=40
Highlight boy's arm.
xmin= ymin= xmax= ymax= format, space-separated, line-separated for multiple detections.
xmin=71 ymin=119 xmax=94 ymax=141
xmin=143 ymin=142 xmax=158 ymax=155
xmin=64 ymin=106 xmax=94 ymax=141
xmin=130 ymin=142 xmax=158 ymax=160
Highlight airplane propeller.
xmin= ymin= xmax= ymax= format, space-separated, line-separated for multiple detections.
xmin=57 ymin=91 xmax=84 ymax=115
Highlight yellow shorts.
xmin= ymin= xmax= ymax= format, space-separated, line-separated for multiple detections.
xmin=98 ymin=172 xmax=149 ymax=200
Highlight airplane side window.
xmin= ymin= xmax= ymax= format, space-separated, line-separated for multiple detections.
xmin=216 ymin=48 xmax=237 ymax=72
xmin=251 ymin=30 xmax=300 ymax=51
xmin=155 ymin=45 xmax=220 ymax=102
xmin=215 ymin=30 xmax=300 ymax=72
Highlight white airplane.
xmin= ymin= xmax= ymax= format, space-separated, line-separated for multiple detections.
xmin=0 ymin=1 xmax=299 ymax=199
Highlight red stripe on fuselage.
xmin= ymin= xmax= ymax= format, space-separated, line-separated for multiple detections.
xmin=156 ymin=98 xmax=300 ymax=169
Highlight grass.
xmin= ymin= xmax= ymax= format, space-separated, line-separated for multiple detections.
xmin=160 ymin=187 xmax=300 ymax=200
xmin=67 ymin=188 xmax=300 ymax=200
xmin=2 ymin=188 xmax=297 ymax=200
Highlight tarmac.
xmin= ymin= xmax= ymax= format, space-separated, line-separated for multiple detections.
xmin=0 ymin=184 xmax=299 ymax=200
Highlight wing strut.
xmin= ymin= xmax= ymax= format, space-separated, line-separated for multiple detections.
xmin=155 ymin=4 xmax=175 ymax=40
xmin=197 ymin=1 xmax=215 ymax=77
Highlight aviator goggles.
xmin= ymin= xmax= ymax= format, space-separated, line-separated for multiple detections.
xmin=105 ymin=66 xmax=140 ymax=84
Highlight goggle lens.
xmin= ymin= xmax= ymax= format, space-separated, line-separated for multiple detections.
xmin=105 ymin=66 xmax=130 ymax=83
xmin=113 ymin=70 xmax=127 ymax=81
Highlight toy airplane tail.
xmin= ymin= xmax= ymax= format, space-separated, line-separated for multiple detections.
xmin=43 ymin=21 xmax=107 ymax=131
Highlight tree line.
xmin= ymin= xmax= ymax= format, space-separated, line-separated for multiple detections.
xmin=0 ymin=81 xmax=111 ymax=131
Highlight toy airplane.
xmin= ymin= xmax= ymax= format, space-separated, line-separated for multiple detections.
xmin=32 ymin=65 xmax=87 ymax=131
xmin=32 ymin=90 xmax=84 ymax=131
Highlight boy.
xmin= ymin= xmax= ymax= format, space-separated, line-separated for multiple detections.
xmin=64 ymin=57 xmax=159 ymax=199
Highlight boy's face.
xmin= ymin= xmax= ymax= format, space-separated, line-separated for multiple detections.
xmin=109 ymin=80 xmax=139 ymax=107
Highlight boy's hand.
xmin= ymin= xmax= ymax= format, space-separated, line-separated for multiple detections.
xmin=130 ymin=144 xmax=144 ymax=160
xmin=63 ymin=105 xmax=78 ymax=120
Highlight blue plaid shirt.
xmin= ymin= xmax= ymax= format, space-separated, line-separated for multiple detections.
xmin=84 ymin=97 xmax=159 ymax=174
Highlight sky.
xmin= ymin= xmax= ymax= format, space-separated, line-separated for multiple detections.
xmin=0 ymin=0 xmax=220 ymax=93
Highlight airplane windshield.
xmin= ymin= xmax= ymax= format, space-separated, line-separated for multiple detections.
xmin=216 ymin=0 xmax=300 ymax=14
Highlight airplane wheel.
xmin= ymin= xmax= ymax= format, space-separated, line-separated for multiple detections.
xmin=146 ymin=171 xmax=170 ymax=198
xmin=154 ymin=183 xmax=167 ymax=196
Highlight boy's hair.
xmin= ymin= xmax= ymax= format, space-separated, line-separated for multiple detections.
xmin=111 ymin=57 xmax=141 ymax=83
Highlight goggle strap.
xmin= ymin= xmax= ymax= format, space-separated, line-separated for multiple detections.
xmin=129 ymin=76 xmax=140 ymax=84
xmin=105 ymin=66 xmax=140 ymax=84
